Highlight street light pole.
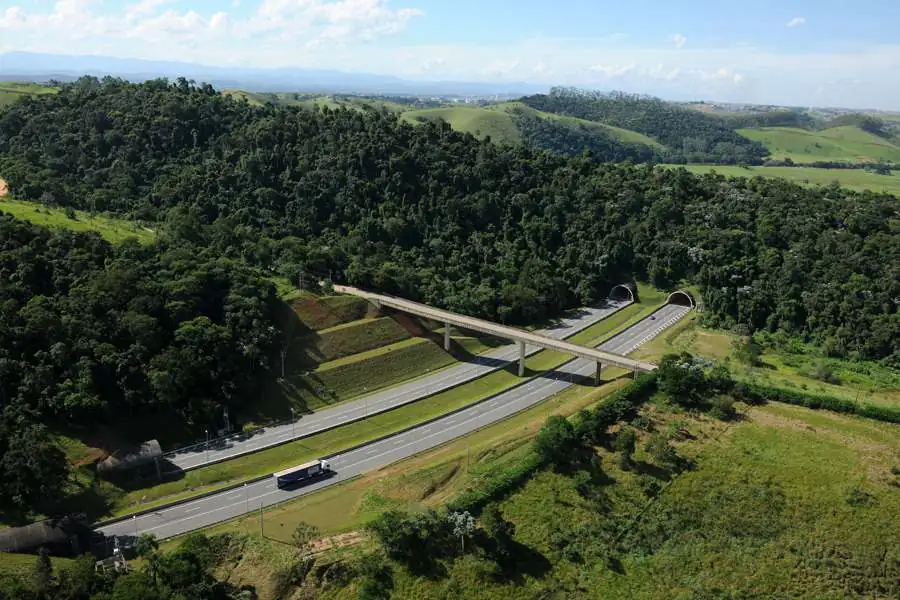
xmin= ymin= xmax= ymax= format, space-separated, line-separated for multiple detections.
xmin=205 ymin=429 xmax=210 ymax=465
xmin=290 ymin=407 xmax=295 ymax=439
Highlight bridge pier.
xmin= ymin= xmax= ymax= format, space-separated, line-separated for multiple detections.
xmin=595 ymin=361 xmax=603 ymax=386
xmin=518 ymin=341 xmax=526 ymax=377
xmin=444 ymin=323 xmax=452 ymax=351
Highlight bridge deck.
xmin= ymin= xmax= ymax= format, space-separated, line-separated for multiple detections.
xmin=333 ymin=285 xmax=659 ymax=372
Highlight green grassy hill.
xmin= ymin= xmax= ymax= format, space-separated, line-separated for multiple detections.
xmin=401 ymin=106 xmax=524 ymax=143
xmin=666 ymin=164 xmax=900 ymax=196
xmin=738 ymin=125 xmax=900 ymax=163
xmin=0 ymin=197 xmax=156 ymax=244
xmin=0 ymin=82 xmax=57 ymax=109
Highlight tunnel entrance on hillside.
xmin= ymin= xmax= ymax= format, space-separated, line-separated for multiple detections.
xmin=609 ymin=283 xmax=636 ymax=303
xmin=667 ymin=290 xmax=695 ymax=308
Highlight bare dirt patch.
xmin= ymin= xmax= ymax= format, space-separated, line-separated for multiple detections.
xmin=0 ymin=178 xmax=8 ymax=198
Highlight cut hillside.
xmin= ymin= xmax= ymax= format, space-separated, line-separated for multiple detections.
xmin=261 ymin=294 xmax=474 ymax=416
xmin=738 ymin=125 xmax=900 ymax=163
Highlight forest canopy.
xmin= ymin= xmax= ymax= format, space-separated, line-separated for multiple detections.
xmin=0 ymin=77 xmax=896 ymax=369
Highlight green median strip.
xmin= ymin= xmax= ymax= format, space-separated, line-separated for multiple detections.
xmin=105 ymin=298 xmax=663 ymax=520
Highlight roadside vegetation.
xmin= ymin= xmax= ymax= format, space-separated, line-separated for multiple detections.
xmin=124 ymin=352 xmax=900 ymax=600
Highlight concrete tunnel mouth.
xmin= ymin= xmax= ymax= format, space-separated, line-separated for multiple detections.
xmin=609 ymin=283 xmax=636 ymax=303
xmin=667 ymin=290 xmax=695 ymax=308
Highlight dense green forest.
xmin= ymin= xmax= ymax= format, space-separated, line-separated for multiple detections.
xmin=521 ymin=88 xmax=769 ymax=164
xmin=0 ymin=78 xmax=896 ymax=362
xmin=0 ymin=214 xmax=278 ymax=512
xmin=510 ymin=110 xmax=659 ymax=163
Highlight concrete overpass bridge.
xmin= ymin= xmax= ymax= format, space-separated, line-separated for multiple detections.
xmin=333 ymin=284 xmax=692 ymax=383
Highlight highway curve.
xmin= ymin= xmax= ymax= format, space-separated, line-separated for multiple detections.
xmin=98 ymin=303 xmax=689 ymax=541
xmin=167 ymin=298 xmax=632 ymax=471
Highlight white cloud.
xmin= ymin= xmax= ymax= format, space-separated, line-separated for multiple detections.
xmin=786 ymin=17 xmax=806 ymax=28
xmin=0 ymin=3 xmax=898 ymax=109
xmin=0 ymin=0 xmax=423 ymax=55
xmin=588 ymin=63 xmax=635 ymax=78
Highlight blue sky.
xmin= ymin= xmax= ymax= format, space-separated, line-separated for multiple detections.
xmin=2 ymin=0 xmax=899 ymax=109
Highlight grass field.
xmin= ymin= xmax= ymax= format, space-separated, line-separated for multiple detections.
xmin=632 ymin=314 xmax=900 ymax=409
xmin=0 ymin=82 xmax=57 ymax=109
xmin=0 ymin=552 xmax=74 ymax=578
xmin=0 ymin=197 xmax=157 ymax=244
xmin=401 ymin=106 xmax=524 ymax=144
xmin=665 ymin=163 xmax=900 ymax=196
xmin=738 ymin=125 xmax=900 ymax=163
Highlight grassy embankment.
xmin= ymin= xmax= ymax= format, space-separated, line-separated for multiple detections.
xmin=171 ymin=364 xmax=900 ymax=600
xmin=631 ymin=313 xmax=900 ymax=410
xmin=90 ymin=287 xmax=666 ymax=519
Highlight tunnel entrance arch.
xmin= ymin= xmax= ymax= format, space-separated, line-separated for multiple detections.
xmin=667 ymin=290 xmax=695 ymax=308
xmin=609 ymin=283 xmax=637 ymax=303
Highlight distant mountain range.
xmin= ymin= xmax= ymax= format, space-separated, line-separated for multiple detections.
xmin=0 ymin=51 xmax=546 ymax=97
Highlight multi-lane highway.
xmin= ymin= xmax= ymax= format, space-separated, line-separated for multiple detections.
xmin=99 ymin=303 xmax=690 ymax=541
xmin=166 ymin=298 xmax=632 ymax=471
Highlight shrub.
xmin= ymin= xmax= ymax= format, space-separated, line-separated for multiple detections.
xmin=708 ymin=396 xmax=737 ymax=421
xmin=613 ymin=428 xmax=637 ymax=470
xmin=534 ymin=415 xmax=579 ymax=467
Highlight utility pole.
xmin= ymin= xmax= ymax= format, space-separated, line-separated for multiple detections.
xmin=205 ymin=429 xmax=210 ymax=465
xmin=290 ymin=407 xmax=295 ymax=438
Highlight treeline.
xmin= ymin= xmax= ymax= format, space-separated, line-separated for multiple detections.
xmin=521 ymin=88 xmax=769 ymax=164
xmin=0 ymin=78 xmax=897 ymax=367
xmin=721 ymin=109 xmax=816 ymax=129
xmin=511 ymin=110 xmax=659 ymax=162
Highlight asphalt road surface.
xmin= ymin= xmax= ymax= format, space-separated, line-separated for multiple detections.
xmin=166 ymin=298 xmax=632 ymax=471
xmin=99 ymin=303 xmax=690 ymax=541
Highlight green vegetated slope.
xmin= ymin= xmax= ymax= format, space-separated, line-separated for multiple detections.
xmin=739 ymin=125 xmax=900 ymax=163
xmin=0 ymin=82 xmax=57 ymax=108
xmin=633 ymin=315 xmax=900 ymax=410
xmin=264 ymin=294 xmax=457 ymax=415
xmin=0 ymin=197 xmax=156 ymax=244
xmin=666 ymin=164 xmax=900 ymax=196
xmin=401 ymin=106 xmax=524 ymax=144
